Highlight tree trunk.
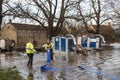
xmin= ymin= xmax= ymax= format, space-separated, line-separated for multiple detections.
xmin=0 ymin=0 xmax=3 ymax=30
xmin=96 ymin=25 xmax=100 ymax=34
xmin=48 ymin=26 xmax=54 ymax=40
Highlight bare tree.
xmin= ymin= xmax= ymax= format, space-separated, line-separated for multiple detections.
xmin=91 ymin=0 xmax=111 ymax=34
xmin=110 ymin=0 xmax=120 ymax=17
xmin=76 ymin=0 xmax=91 ymax=33
xmin=76 ymin=0 xmax=111 ymax=34
xmin=4 ymin=0 xmax=80 ymax=40
xmin=107 ymin=0 xmax=120 ymax=27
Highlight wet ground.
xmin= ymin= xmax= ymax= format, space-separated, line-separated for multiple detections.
xmin=0 ymin=43 xmax=120 ymax=80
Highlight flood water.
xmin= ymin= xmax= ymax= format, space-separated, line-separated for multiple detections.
xmin=0 ymin=43 xmax=120 ymax=80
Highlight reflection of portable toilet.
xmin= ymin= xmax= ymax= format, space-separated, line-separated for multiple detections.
xmin=53 ymin=36 xmax=76 ymax=62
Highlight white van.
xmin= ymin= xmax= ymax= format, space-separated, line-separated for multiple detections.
xmin=0 ymin=39 xmax=6 ymax=52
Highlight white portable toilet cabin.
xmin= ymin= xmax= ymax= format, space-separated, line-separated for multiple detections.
xmin=52 ymin=34 xmax=76 ymax=62
xmin=77 ymin=35 xmax=105 ymax=50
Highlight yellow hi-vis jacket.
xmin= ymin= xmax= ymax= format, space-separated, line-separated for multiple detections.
xmin=26 ymin=42 xmax=36 ymax=54
xmin=43 ymin=43 xmax=54 ymax=50
xmin=11 ymin=42 xmax=15 ymax=47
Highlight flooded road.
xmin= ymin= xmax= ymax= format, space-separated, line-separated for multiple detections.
xmin=0 ymin=43 xmax=120 ymax=80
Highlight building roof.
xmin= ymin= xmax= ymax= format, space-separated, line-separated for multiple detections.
xmin=88 ymin=24 xmax=114 ymax=34
xmin=8 ymin=23 xmax=46 ymax=31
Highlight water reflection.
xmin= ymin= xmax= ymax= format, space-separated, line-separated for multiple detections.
xmin=0 ymin=44 xmax=120 ymax=80
xmin=27 ymin=71 xmax=34 ymax=80
xmin=5 ymin=53 xmax=13 ymax=61
xmin=56 ymin=70 xmax=66 ymax=80
xmin=94 ymin=52 xmax=104 ymax=80
xmin=46 ymin=71 xmax=54 ymax=80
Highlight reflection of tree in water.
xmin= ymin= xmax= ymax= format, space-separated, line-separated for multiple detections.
xmin=95 ymin=52 xmax=106 ymax=80
xmin=47 ymin=71 xmax=54 ymax=80
xmin=58 ymin=70 xmax=66 ymax=80
xmin=80 ymin=54 xmax=89 ymax=63
xmin=79 ymin=51 xmax=106 ymax=80
xmin=26 ymin=72 xmax=34 ymax=80
xmin=47 ymin=70 xmax=66 ymax=80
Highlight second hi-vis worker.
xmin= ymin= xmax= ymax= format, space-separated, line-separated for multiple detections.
xmin=26 ymin=37 xmax=37 ymax=68
xmin=43 ymin=39 xmax=54 ymax=60
xmin=9 ymin=40 xmax=15 ymax=52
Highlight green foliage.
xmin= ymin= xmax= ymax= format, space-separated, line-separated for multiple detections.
xmin=0 ymin=68 xmax=23 ymax=80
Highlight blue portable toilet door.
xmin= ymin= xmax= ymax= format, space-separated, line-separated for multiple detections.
xmin=89 ymin=38 xmax=96 ymax=48
xmin=81 ymin=37 xmax=88 ymax=48
xmin=68 ymin=39 xmax=74 ymax=52
xmin=61 ymin=38 xmax=66 ymax=52
xmin=54 ymin=37 xmax=59 ymax=50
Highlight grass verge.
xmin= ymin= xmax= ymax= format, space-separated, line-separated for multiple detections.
xmin=0 ymin=68 xmax=23 ymax=80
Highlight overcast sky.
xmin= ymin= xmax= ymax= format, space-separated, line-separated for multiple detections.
xmin=2 ymin=0 xmax=119 ymax=28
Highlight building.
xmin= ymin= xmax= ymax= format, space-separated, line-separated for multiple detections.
xmin=1 ymin=23 xmax=47 ymax=48
xmin=87 ymin=23 xmax=115 ymax=43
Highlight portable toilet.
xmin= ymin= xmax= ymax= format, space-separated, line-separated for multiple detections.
xmin=77 ymin=37 xmax=90 ymax=49
xmin=89 ymin=37 xmax=100 ymax=49
xmin=53 ymin=37 xmax=60 ymax=53
xmin=53 ymin=36 xmax=76 ymax=62
xmin=77 ymin=36 xmax=101 ymax=50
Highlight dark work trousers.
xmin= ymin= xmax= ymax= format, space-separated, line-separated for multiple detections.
xmin=27 ymin=53 xmax=34 ymax=66
xmin=50 ymin=49 xmax=53 ymax=60
xmin=9 ymin=46 xmax=13 ymax=52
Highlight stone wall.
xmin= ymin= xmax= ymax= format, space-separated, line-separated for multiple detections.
xmin=1 ymin=24 xmax=17 ymax=42
xmin=17 ymin=30 xmax=47 ymax=48
xmin=1 ymin=24 xmax=48 ymax=48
